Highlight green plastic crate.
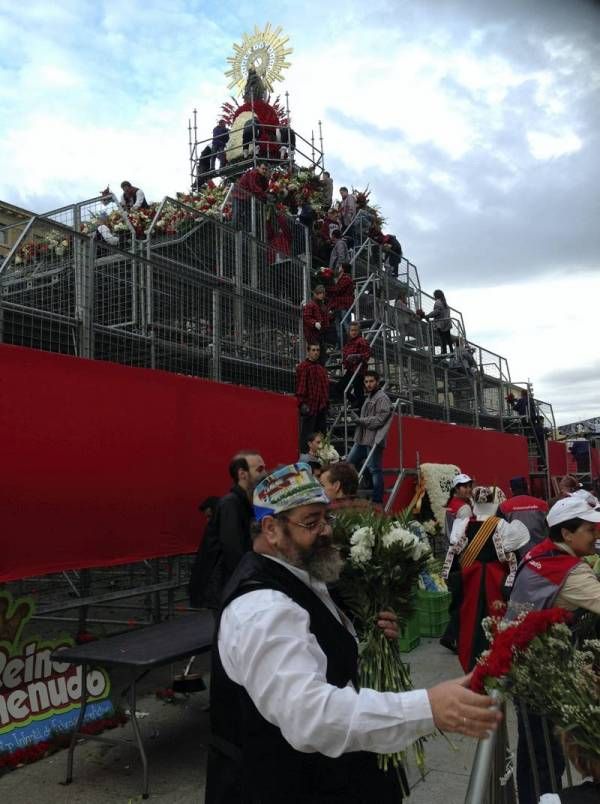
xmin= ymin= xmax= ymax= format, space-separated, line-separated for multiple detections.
xmin=416 ymin=589 xmax=451 ymax=638
xmin=398 ymin=610 xmax=421 ymax=653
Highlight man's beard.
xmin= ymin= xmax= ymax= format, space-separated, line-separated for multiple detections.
xmin=276 ymin=530 xmax=344 ymax=583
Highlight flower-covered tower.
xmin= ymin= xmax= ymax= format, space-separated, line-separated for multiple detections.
xmin=188 ymin=24 xmax=324 ymax=186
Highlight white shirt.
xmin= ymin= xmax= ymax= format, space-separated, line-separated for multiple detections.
xmin=539 ymin=795 xmax=561 ymax=803
xmin=96 ymin=224 xmax=119 ymax=246
xmin=218 ymin=554 xmax=434 ymax=758
xmin=449 ymin=515 xmax=529 ymax=551
xmin=120 ymin=188 xmax=146 ymax=209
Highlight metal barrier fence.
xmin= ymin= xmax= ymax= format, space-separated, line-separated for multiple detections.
xmin=0 ymin=215 xmax=306 ymax=394
xmin=6 ymin=555 xmax=194 ymax=634
xmin=0 ymin=187 xmax=557 ymax=433
xmin=465 ymin=699 xmax=576 ymax=804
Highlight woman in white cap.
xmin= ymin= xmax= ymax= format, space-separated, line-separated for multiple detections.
xmin=507 ymin=495 xmax=600 ymax=804
xmin=440 ymin=473 xmax=475 ymax=653
xmin=445 ymin=473 xmax=474 ymax=539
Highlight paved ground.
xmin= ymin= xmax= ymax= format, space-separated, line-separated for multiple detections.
xmin=0 ymin=639 xmax=507 ymax=804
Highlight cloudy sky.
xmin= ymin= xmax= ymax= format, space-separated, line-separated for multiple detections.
xmin=1 ymin=0 xmax=599 ymax=424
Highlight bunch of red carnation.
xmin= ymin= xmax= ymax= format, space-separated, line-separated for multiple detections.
xmin=470 ymin=608 xmax=572 ymax=693
xmin=318 ymin=267 xmax=334 ymax=281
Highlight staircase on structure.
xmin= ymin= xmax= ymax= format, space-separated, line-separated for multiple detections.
xmin=0 ymin=174 xmax=556 ymax=503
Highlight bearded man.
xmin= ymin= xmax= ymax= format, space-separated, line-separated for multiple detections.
xmin=205 ymin=464 xmax=501 ymax=803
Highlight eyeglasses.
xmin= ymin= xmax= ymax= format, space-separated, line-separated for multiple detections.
xmin=277 ymin=512 xmax=337 ymax=533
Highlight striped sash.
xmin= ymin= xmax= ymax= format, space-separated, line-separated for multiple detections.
xmin=459 ymin=517 xmax=500 ymax=570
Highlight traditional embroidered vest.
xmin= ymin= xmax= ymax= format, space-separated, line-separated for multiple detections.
xmin=206 ymin=552 xmax=402 ymax=804
xmin=442 ymin=516 xmax=517 ymax=586
xmin=506 ymin=538 xmax=580 ymax=620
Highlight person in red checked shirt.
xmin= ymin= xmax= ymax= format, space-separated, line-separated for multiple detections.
xmin=302 ymin=285 xmax=331 ymax=365
xmin=295 ymin=343 xmax=330 ymax=452
xmin=336 ymin=321 xmax=371 ymax=410
xmin=329 ymin=263 xmax=355 ymax=347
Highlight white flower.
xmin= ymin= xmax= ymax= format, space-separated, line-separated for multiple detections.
xmin=420 ymin=463 xmax=461 ymax=526
xmin=411 ymin=540 xmax=431 ymax=561
xmin=423 ymin=519 xmax=438 ymax=536
xmin=382 ymin=525 xmax=416 ymax=550
xmin=349 ymin=526 xmax=375 ymax=566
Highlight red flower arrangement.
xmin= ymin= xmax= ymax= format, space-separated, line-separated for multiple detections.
xmin=416 ymin=308 xmax=426 ymax=319
xmin=470 ymin=608 xmax=572 ymax=694
xmin=505 ymin=392 xmax=515 ymax=404
xmin=318 ymin=267 xmax=334 ymax=281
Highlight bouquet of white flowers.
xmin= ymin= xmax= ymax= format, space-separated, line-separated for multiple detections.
xmin=332 ymin=508 xmax=433 ymax=790
xmin=317 ymin=434 xmax=340 ymax=464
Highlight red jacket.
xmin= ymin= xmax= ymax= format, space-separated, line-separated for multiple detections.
xmin=302 ymin=300 xmax=331 ymax=344
xmin=295 ymin=359 xmax=329 ymax=414
xmin=329 ymin=273 xmax=354 ymax=311
xmin=342 ymin=336 xmax=371 ymax=373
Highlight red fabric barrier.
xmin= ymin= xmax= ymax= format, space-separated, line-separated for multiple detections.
xmin=592 ymin=448 xmax=600 ymax=481
xmin=547 ymin=440 xmax=567 ymax=479
xmin=0 ymin=345 xmax=297 ymax=582
xmin=384 ymin=416 xmax=530 ymax=509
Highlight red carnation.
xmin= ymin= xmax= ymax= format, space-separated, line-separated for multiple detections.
xmin=470 ymin=608 xmax=572 ymax=693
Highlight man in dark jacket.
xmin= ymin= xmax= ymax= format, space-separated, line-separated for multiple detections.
xmin=189 ymin=451 xmax=266 ymax=608
xmin=211 ymin=119 xmax=229 ymax=171
xmin=218 ymin=451 xmax=267 ymax=580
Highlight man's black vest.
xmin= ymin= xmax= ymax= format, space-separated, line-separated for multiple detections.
xmin=205 ymin=552 xmax=403 ymax=804
xmin=560 ymin=782 xmax=600 ymax=803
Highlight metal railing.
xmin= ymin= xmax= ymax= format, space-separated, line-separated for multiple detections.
xmin=189 ymin=114 xmax=325 ymax=186
xmin=0 ymin=186 xmax=555 ymax=435
xmin=465 ymin=698 xmax=575 ymax=804
xmin=0 ymin=215 xmax=307 ymax=395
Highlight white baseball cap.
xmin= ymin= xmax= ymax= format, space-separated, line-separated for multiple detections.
xmin=452 ymin=473 xmax=473 ymax=488
xmin=547 ymin=496 xmax=600 ymax=528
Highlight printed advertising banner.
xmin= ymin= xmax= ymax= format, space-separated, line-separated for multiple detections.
xmin=0 ymin=590 xmax=112 ymax=756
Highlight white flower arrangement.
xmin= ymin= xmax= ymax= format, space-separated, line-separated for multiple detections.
xmin=349 ymin=526 xmax=375 ymax=566
xmin=333 ymin=508 xmax=434 ymax=785
xmin=420 ymin=462 xmax=461 ymax=527
xmin=317 ymin=435 xmax=340 ymax=464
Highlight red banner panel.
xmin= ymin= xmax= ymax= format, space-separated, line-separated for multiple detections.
xmin=384 ymin=416 xmax=530 ymax=509
xmin=547 ymin=440 xmax=567 ymax=479
xmin=0 ymin=345 xmax=297 ymax=582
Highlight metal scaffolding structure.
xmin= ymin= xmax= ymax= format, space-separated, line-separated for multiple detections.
xmin=0 ymin=188 xmax=553 ymax=430
xmin=0 ymin=179 xmax=557 ymax=619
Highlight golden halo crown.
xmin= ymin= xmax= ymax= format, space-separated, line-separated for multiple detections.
xmin=225 ymin=23 xmax=293 ymax=95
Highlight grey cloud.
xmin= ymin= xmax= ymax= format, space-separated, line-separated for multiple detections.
xmin=540 ymin=361 xmax=600 ymax=386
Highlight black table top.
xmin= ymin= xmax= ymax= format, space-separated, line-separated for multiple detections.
xmin=51 ymin=612 xmax=215 ymax=669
